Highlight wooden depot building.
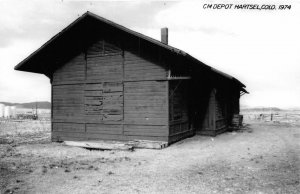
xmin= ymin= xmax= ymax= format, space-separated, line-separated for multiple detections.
xmin=15 ymin=12 xmax=247 ymax=144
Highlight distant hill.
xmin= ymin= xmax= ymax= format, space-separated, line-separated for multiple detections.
xmin=241 ymin=107 xmax=282 ymax=112
xmin=0 ymin=101 xmax=51 ymax=109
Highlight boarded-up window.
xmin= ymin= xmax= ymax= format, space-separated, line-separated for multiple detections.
xmin=84 ymin=82 xmax=123 ymax=121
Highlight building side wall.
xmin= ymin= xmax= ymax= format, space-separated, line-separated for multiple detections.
xmin=124 ymin=80 xmax=168 ymax=141
xmin=168 ymin=80 xmax=193 ymax=143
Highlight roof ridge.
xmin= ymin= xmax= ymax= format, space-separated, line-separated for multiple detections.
xmin=14 ymin=11 xmax=246 ymax=89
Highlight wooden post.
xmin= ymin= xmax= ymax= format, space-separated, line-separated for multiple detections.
xmin=271 ymin=113 xmax=273 ymax=121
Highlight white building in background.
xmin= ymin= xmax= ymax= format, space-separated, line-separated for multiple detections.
xmin=11 ymin=106 xmax=16 ymax=118
xmin=16 ymin=108 xmax=51 ymax=115
xmin=4 ymin=106 xmax=11 ymax=118
xmin=1 ymin=106 xmax=18 ymax=118
xmin=0 ymin=104 xmax=4 ymax=117
xmin=0 ymin=105 xmax=50 ymax=119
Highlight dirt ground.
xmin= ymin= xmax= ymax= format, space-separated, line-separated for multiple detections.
xmin=0 ymin=120 xmax=299 ymax=194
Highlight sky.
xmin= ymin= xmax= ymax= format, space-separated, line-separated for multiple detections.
xmin=0 ymin=0 xmax=299 ymax=109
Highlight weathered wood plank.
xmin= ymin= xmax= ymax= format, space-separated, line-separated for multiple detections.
xmin=86 ymin=124 xmax=123 ymax=135
xmin=86 ymin=52 xmax=122 ymax=82
xmin=124 ymin=118 xmax=168 ymax=125
xmin=127 ymin=140 xmax=168 ymax=149
xmin=85 ymin=133 xmax=125 ymax=141
xmin=52 ymin=123 xmax=85 ymax=133
xmin=125 ymin=113 xmax=167 ymax=118
xmin=85 ymin=116 xmax=123 ymax=124
xmin=64 ymin=141 xmax=133 ymax=151
xmin=52 ymin=131 xmax=86 ymax=139
xmin=124 ymin=125 xmax=168 ymax=136
xmin=122 ymin=135 xmax=168 ymax=142
xmin=124 ymin=80 xmax=167 ymax=126
xmin=52 ymin=53 xmax=85 ymax=84
xmin=124 ymin=51 xmax=166 ymax=80
xmin=86 ymin=40 xmax=122 ymax=58
xmin=52 ymin=84 xmax=84 ymax=122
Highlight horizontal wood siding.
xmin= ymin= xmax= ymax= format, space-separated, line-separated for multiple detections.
xmin=52 ymin=84 xmax=84 ymax=123
xmin=87 ymin=56 xmax=123 ymax=82
xmin=85 ymin=124 xmax=124 ymax=141
xmin=51 ymin=39 xmax=170 ymax=142
xmin=52 ymin=123 xmax=125 ymax=141
xmin=124 ymin=51 xmax=167 ymax=81
xmin=124 ymin=81 xmax=168 ymax=125
xmin=52 ymin=123 xmax=85 ymax=141
xmin=52 ymin=52 xmax=85 ymax=141
xmin=123 ymin=80 xmax=168 ymax=139
xmin=87 ymin=40 xmax=123 ymax=82
xmin=86 ymin=124 xmax=123 ymax=134
xmin=124 ymin=125 xmax=168 ymax=136
xmin=52 ymin=53 xmax=85 ymax=85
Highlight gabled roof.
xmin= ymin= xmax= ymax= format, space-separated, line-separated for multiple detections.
xmin=14 ymin=11 xmax=247 ymax=91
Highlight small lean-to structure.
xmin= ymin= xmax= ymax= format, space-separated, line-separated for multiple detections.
xmin=15 ymin=12 xmax=247 ymax=144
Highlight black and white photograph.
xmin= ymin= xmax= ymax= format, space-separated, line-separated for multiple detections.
xmin=0 ymin=0 xmax=299 ymax=193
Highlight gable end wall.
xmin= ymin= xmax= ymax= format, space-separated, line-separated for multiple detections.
xmin=51 ymin=39 xmax=169 ymax=142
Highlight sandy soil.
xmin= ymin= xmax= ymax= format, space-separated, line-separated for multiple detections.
xmin=0 ymin=120 xmax=299 ymax=194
